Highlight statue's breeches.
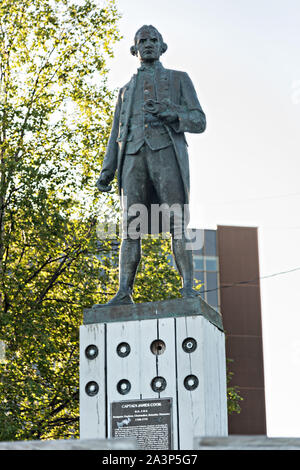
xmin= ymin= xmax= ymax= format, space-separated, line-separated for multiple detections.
xmin=121 ymin=143 xmax=188 ymax=238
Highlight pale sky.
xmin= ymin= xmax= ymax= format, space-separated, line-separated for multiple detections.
xmin=105 ymin=0 xmax=300 ymax=437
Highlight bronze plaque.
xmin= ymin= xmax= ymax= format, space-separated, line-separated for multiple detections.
xmin=111 ymin=398 xmax=173 ymax=450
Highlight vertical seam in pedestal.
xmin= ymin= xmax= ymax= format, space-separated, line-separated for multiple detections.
xmin=104 ymin=323 xmax=108 ymax=438
xmin=174 ymin=317 xmax=180 ymax=450
xmin=156 ymin=318 xmax=160 ymax=398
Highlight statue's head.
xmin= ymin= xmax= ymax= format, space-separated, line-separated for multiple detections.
xmin=130 ymin=25 xmax=167 ymax=61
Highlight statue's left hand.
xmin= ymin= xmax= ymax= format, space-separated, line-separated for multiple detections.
xmin=156 ymin=98 xmax=178 ymax=123
xmin=144 ymin=98 xmax=178 ymax=123
xmin=157 ymin=109 xmax=178 ymax=123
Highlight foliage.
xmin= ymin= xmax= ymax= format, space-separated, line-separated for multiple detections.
xmin=135 ymin=235 xmax=184 ymax=302
xmin=0 ymin=0 xmax=121 ymax=440
xmin=226 ymin=359 xmax=243 ymax=415
xmin=0 ymin=0 xmax=241 ymax=441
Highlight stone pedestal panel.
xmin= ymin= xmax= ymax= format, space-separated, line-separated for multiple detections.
xmin=80 ymin=298 xmax=228 ymax=449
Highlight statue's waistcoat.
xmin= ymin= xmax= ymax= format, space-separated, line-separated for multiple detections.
xmin=118 ymin=65 xmax=175 ymax=155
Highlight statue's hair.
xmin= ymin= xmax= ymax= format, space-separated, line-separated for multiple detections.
xmin=130 ymin=25 xmax=168 ymax=56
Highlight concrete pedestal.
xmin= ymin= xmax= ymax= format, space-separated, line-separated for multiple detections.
xmin=80 ymin=297 xmax=228 ymax=450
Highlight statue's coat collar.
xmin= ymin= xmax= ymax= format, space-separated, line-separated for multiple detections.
xmin=137 ymin=61 xmax=164 ymax=73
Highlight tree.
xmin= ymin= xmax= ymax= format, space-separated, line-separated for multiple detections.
xmin=134 ymin=235 xmax=182 ymax=302
xmin=226 ymin=359 xmax=243 ymax=415
xmin=0 ymin=0 xmax=241 ymax=441
xmin=0 ymin=0 xmax=121 ymax=440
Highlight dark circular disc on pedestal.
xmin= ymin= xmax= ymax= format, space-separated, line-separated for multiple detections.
xmin=117 ymin=379 xmax=131 ymax=395
xmin=151 ymin=376 xmax=167 ymax=392
xmin=116 ymin=342 xmax=131 ymax=358
xmin=184 ymin=374 xmax=199 ymax=391
xmin=85 ymin=381 xmax=99 ymax=397
xmin=150 ymin=339 xmax=166 ymax=355
xmin=85 ymin=344 xmax=99 ymax=360
xmin=182 ymin=337 xmax=197 ymax=353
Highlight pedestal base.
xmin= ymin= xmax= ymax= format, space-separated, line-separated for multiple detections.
xmin=80 ymin=297 xmax=228 ymax=450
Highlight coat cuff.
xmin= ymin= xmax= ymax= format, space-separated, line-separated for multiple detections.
xmin=171 ymin=109 xmax=206 ymax=134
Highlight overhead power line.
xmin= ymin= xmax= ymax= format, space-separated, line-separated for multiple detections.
xmin=202 ymin=266 xmax=300 ymax=294
xmin=82 ymin=265 xmax=300 ymax=297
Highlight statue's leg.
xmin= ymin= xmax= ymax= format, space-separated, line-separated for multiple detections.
xmin=103 ymin=238 xmax=141 ymax=306
xmin=105 ymin=147 xmax=147 ymax=306
xmin=171 ymin=235 xmax=198 ymax=297
xmin=117 ymin=238 xmax=141 ymax=299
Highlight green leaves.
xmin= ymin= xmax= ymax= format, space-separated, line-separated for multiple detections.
xmin=0 ymin=0 xmax=121 ymax=440
xmin=0 ymin=0 xmax=242 ymax=440
xmin=134 ymin=235 xmax=181 ymax=303
xmin=226 ymin=358 xmax=243 ymax=415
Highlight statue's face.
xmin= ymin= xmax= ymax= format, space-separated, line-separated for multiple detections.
xmin=135 ymin=29 xmax=162 ymax=62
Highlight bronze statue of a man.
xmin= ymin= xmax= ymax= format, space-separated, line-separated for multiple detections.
xmin=96 ymin=25 xmax=206 ymax=305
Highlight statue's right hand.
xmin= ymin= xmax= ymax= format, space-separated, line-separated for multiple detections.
xmin=96 ymin=175 xmax=113 ymax=192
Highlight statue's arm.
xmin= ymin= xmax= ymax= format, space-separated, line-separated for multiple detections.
xmin=96 ymin=89 xmax=122 ymax=191
xmin=171 ymin=72 xmax=206 ymax=134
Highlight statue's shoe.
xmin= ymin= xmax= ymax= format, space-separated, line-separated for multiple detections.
xmin=179 ymin=287 xmax=200 ymax=298
xmin=92 ymin=290 xmax=134 ymax=308
xmin=107 ymin=290 xmax=134 ymax=306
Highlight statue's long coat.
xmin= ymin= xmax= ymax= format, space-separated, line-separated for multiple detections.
xmin=100 ymin=64 xmax=206 ymax=208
